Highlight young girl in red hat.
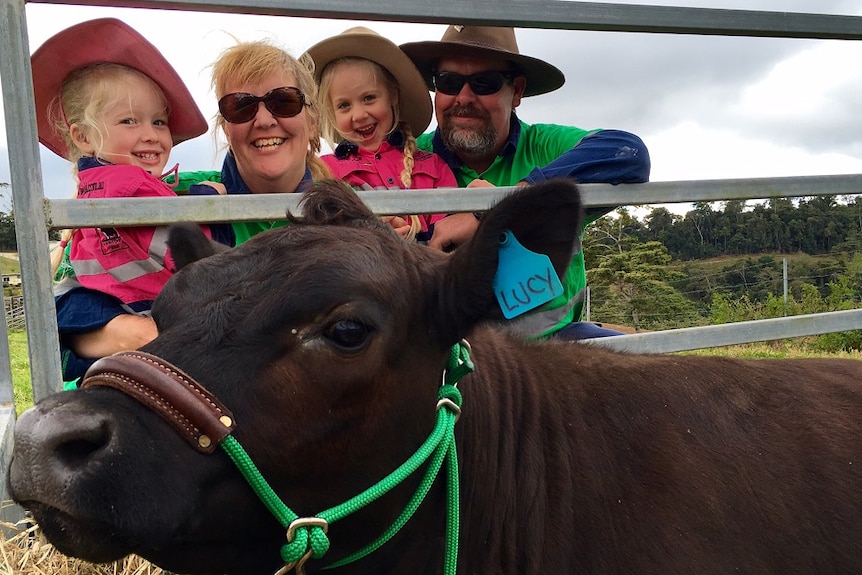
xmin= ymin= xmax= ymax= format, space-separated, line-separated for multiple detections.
xmin=32 ymin=18 xmax=216 ymax=379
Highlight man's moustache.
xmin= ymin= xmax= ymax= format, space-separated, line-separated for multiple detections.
xmin=447 ymin=106 xmax=489 ymax=120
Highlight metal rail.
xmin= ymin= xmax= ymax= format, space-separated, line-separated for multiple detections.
xmin=45 ymin=174 xmax=862 ymax=228
xmin=25 ymin=0 xmax=862 ymax=39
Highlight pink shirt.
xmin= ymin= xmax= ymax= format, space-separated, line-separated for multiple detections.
xmin=70 ymin=163 xmax=210 ymax=307
xmin=322 ymin=139 xmax=457 ymax=233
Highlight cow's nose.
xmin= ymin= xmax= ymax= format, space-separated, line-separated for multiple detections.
xmin=9 ymin=392 xmax=117 ymax=502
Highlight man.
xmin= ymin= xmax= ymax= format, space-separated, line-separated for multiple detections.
xmin=401 ymin=25 xmax=650 ymax=341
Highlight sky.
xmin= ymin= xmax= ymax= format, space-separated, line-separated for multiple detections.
xmin=2 ymin=1 xmax=862 ymax=215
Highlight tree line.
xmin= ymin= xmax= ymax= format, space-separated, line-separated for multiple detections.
xmin=583 ymin=195 xmax=862 ymax=350
xmin=613 ymin=195 xmax=862 ymax=260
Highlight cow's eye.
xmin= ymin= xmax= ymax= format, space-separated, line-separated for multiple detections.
xmin=325 ymin=319 xmax=371 ymax=352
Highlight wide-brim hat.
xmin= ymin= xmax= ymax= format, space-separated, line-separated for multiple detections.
xmin=304 ymin=26 xmax=433 ymax=137
xmin=400 ymin=25 xmax=565 ymax=97
xmin=31 ymin=18 xmax=208 ymax=159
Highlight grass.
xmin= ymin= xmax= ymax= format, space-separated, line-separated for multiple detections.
xmin=0 ymin=255 xmax=19 ymax=276
xmin=7 ymin=331 xmax=32 ymax=414
xmin=682 ymin=339 xmax=862 ymax=360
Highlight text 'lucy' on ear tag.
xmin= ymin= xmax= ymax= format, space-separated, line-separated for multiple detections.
xmin=493 ymin=230 xmax=563 ymax=319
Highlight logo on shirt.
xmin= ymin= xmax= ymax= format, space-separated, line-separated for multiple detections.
xmin=98 ymin=227 xmax=128 ymax=255
xmin=78 ymin=181 xmax=105 ymax=196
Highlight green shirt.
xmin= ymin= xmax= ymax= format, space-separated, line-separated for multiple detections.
xmin=170 ymin=170 xmax=290 ymax=246
xmin=417 ymin=120 xmax=598 ymax=338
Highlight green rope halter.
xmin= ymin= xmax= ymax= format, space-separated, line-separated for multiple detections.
xmin=219 ymin=340 xmax=474 ymax=575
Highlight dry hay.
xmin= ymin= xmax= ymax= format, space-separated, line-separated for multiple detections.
xmin=0 ymin=511 xmax=167 ymax=575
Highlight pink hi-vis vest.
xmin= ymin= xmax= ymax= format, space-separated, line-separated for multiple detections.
xmin=70 ymin=164 xmax=211 ymax=306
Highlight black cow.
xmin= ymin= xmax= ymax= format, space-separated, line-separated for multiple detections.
xmin=9 ymin=179 xmax=862 ymax=575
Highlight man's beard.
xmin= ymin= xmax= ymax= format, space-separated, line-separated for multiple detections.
xmin=440 ymin=105 xmax=497 ymax=156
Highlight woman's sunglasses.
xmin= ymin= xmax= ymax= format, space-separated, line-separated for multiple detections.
xmin=218 ymin=86 xmax=309 ymax=124
xmin=432 ymin=71 xmax=517 ymax=96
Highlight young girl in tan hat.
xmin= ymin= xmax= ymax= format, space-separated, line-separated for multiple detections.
xmin=305 ymin=26 xmax=457 ymax=243
xmin=33 ymin=19 xmax=213 ymax=353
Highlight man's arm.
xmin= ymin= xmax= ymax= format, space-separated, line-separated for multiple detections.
xmin=522 ymin=129 xmax=650 ymax=220
xmin=427 ymin=179 xmax=508 ymax=251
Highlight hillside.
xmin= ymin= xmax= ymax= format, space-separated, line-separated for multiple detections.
xmin=0 ymin=253 xmax=19 ymax=274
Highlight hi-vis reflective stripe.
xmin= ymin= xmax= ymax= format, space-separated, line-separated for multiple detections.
xmin=73 ymin=256 xmax=165 ymax=282
xmin=149 ymin=227 xmax=170 ymax=259
xmin=71 ymin=227 xmax=171 ymax=282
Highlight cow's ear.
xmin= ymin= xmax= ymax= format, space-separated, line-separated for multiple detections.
xmin=167 ymin=222 xmax=228 ymax=271
xmin=434 ymin=178 xmax=584 ymax=343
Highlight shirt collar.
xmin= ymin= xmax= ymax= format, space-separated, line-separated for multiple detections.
xmin=76 ymin=157 xmax=179 ymax=182
xmin=334 ymin=129 xmax=407 ymax=159
xmin=77 ymin=156 xmax=105 ymax=171
xmin=432 ymin=111 xmax=522 ymax=171
xmin=221 ymin=152 xmax=312 ymax=195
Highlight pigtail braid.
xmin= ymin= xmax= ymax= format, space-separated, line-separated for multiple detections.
xmin=397 ymin=122 xmax=421 ymax=241
xmin=399 ymin=122 xmax=416 ymax=189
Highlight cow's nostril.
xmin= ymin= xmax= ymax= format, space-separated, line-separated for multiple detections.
xmin=55 ymin=434 xmax=109 ymax=468
xmin=10 ymin=398 xmax=120 ymax=503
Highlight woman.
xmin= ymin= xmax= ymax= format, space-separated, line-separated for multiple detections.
xmin=54 ymin=38 xmax=331 ymax=382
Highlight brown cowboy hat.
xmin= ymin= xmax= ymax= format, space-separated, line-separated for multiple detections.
xmin=304 ymin=26 xmax=433 ymax=137
xmin=400 ymin=25 xmax=565 ymax=97
xmin=31 ymin=18 xmax=208 ymax=159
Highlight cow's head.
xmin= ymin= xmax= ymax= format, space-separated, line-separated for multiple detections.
xmin=9 ymin=178 xmax=582 ymax=574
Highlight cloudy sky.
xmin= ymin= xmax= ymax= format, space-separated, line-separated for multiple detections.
xmin=2 ymin=0 xmax=862 ymax=213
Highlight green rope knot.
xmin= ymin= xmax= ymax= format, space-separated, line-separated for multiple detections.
xmin=438 ymin=385 xmax=463 ymax=409
xmin=444 ymin=340 xmax=474 ymax=388
xmin=281 ymin=518 xmax=330 ymax=564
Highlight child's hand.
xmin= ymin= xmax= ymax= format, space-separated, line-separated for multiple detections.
xmin=380 ymin=215 xmax=413 ymax=239
xmin=466 ymin=178 xmax=494 ymax=188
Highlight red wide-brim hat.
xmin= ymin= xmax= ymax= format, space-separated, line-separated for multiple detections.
xmin=31 ymin=18 xmax=208 ymax=159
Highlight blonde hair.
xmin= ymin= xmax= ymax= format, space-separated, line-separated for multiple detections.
xmin=317 ymin=57 xmax=418 ymax=190
xmin=211 ymin=39 xmax=331 ymax=181
xmin=49 ymin=63 xmax=167 ymax=165
xmin=49 ymin=64 xmax=168 ymax=275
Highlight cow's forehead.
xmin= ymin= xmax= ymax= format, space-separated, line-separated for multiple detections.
xmin=157 ymin=224 xmax=430 ymax=324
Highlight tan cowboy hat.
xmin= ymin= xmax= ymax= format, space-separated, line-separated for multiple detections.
xmin=31 ymin=18 xmax=208 ymax=159
xmin=401 ymin=25 xmax=565 ymax=97
xmin=304 ymin=26 xmax=432 ymax=137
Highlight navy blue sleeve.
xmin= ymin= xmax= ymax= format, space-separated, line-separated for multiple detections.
xmin=523 ymin=129 xmax=650 ymax=185
xmin=522 ymin=129 xmax=650 ymax=219
xmin=187 ymin=183 xmax=236 ymax=247
xmin=55 ymin=287 xmax=128 ymax=381
xmin=187 ymin=183 xmax=220 ymax=196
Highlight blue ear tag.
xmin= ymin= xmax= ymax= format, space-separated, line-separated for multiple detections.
xmin=493 ymin=230 xmax=564 ymax=319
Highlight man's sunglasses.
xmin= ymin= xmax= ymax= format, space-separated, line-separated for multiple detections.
xmin=218 ymin=86 xmax=309 ymax=124
xmin=432 ymin=71 xmax=517 ymax=96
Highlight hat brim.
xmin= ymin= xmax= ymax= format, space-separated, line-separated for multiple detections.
xmin=31 ymin=18 xmax=208 ymax=159
xmin=399 ymin=40 xmax=565 ymax=98
xmin=305 ymin=31 xmax=432 ymax=137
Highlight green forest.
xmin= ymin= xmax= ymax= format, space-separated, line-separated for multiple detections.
xmin=584 ymin=194 xmax=862 ymax=350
